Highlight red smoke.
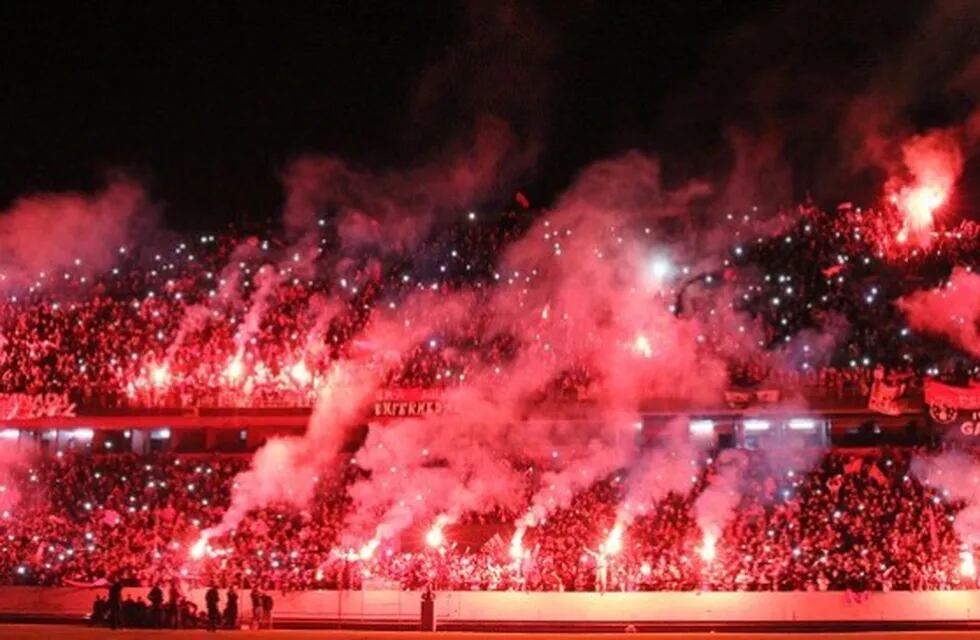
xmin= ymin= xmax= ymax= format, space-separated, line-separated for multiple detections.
xmin=0 ymin=178 xmax=151 ymax=290
xmin=897 ymin=267 xmax=980 ymax=358
xmin=212 ymin=149 xmax=778 ymax=553
xmin=281 ymin=116 xmax=535 ymax=249
xmin=913 ymin=450 xmax=980 ymax=548
xmin=885 ymin=130 xmax=963 ymax=243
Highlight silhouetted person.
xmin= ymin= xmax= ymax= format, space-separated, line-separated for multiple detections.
xmin=223 ymin=587 xmax=238 ymax=629
xmin=121 ymin=595 xmax=138 ymax=627
xmin=167 ymin=581 xmax=180 ymax=628
xmin=148 ymin=583 xmax=163 ymax=628
xmin=107 ymin=580 xmax=123 ymax=629
xmin=250 ymin=587 xmax=263 ymax=630
xmin=261 ymin=592 xmax=274 ymax=629
xmin=90 ymin=595 xmax=106 ymax=626
xmin=180 ymin=598 xmax=198 ymax=628
xmin=205 ymin=584 xmax=220 ymax=632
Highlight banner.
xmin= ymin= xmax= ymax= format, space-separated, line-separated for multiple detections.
xmin=0 ymin=393 xmax=76 ymax=420
xmin=924 ymin=379 xmax=980 ymax=425
xmin=63 ymin=577 xmax=109 ymax=588
xmin=372 ymin=389 xmax=444 ymax=420
xmin=723 ymin=389 xmax=781 ymax=409
xmin=954 ymin=412 xmax=980 ymax=437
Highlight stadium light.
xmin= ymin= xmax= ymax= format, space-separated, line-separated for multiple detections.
xmin=0 ymin=429 xmax=18 ymax=440
xmin=743 ymin=419 xmax=770 ymax=432
xmin=788 ymin=418 xmax=816 ymax=431
xmin=72 ymin=428 xmax=94 ymax=441
xmin=689 ymin=420 xmax=715 ymax=437
xmin=151 ymin=428 xmax=172 ymax=440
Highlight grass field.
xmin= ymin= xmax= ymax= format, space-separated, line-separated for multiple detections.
xmin=2 ymin=626 xmax=980 ymax=640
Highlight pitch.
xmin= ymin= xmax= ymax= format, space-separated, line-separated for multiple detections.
xmin=2 ymin=626 xmax=980 ymax=640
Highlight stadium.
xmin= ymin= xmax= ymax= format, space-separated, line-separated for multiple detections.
xmin=3 ymin=2 xmax=980 ymax=639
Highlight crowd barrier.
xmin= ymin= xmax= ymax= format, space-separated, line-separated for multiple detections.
xmin=3 ymin=587 xmax=980 ymax=624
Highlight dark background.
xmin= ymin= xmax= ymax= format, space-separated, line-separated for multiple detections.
xmin=1 ymin=1 xmax=977 ymax=231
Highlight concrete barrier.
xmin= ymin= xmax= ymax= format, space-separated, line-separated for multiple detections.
xmin=1 ymin=587 xmax=979 ymax=624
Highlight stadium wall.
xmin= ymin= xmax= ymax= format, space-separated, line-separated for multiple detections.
xmin=5 ymin=587 xmax=980 ymax=624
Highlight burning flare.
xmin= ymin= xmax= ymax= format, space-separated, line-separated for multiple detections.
xmin=886 ymin=129 xmax=963 ymax=243
xmin=425 ymin=514 xmax=451 ymax=548
xmin=225 ymin=354 xmax=245 ymax=382
xmin=698 ymin=532 xmax=717 ymax=563
xmin=632 ymin=334 xmax=653 ymax=359
xmin=603 ymin=522 xmax=624 ymax=556
xmin=890 ymin=184 xmax=948 ymax=237
xmin=190 ymin=534 xmax=209 ymax=560
xmin=509 ymin=528 xmax=526 ymax=561
xmin=960 ymin=548 xmax=975 ymax=578
xmin=358 ymin=538 xmax=380 ymax=561
xmin=150 ymin=364 xmax=170 ymax=388
xmin=289 ymin=361 xmax=312 ymax=386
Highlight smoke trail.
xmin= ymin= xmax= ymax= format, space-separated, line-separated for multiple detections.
xmin=162 ymin=238 xmax=265 ymax=372
xmin=209 ymin=289 xmax=480 ymax=538
xmin=341 ymin=151 xmax=748 ymax=551
xmin=512 ymin=415 xmax=637 ymax=534
xmin=344 ymin=417 xmax=527 ymax=547
xmin=209 ymin=360 xmax=380 ymax=537
xmin=614 ymin=418 xmax=705 ymax=527
xmin=215 ymin=148 xmax=771 ymax=552
xmin=693 ymin=448 xmax=749 ymax=559
xmin=232 ymin=264 xmax=281 ymax=352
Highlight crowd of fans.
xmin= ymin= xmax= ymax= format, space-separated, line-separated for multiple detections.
xmin=0 ymin=446 xmax=975 ymax=594
xmin=0 ymin=203 xmax=977 ymax=615
xmin=0 ymin=204 xmax=975 ymax=412
xmin=725 ymin=206 xmax=979 ymax=392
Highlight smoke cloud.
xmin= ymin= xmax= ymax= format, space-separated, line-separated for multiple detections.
xmin=913 ymin=449 xmax=980 ymax=547
xmin=282 ymin=116 xmax=535 ymax=251
xmin=0 ymin=444 xmax=31 ymax=515
xmin=615 ymin=418 xmax=704 ymax=526
xmin=0 ymin=178 xmax=153 ymax=290
xmin=897 ymin=267 xmax=980 ymax=357
xmin=213 ymin=148 xmax=773 ymax=552
xmin=694 ymin=448 xmax=749 ymax=547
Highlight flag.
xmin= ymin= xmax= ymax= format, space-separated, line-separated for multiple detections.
xmin=868 ymin=378 xmax=904 ymax=415
xmin=843 ymin=457 xmax=863 ymax=474
xmin=868 ymin=462 xmax=888 ymax=487
xmin=827 ymin=474 xmax=843 ymax=498
xmin=481 ymin=532 xmax=507 ymax=561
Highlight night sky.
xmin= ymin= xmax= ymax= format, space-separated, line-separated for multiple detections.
xmin=1 ymin=1 xmax=978 ymax=231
